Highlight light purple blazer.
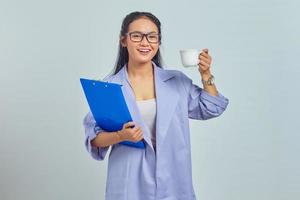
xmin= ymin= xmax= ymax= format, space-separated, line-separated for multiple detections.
xmin=83 ymin=62 xmax=229 ymax=200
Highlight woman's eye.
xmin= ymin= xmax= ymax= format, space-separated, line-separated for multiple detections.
xmin=149 ymin=35 xmax=157 ymax=39
xmin=132 ymin=34 xmax=141 ymax=38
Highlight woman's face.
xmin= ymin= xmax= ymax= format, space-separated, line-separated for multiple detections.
xmin=121 ymin=17 xmax=160 ymax=65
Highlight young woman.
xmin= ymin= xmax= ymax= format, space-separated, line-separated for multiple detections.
xmin=83 ymin=11 xmax=229 ymax=200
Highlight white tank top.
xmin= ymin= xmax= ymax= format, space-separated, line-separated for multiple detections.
xmin=136 ymin=98 xmax=157 ymax=151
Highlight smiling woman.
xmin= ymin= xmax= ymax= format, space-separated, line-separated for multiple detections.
xmin=114 ymin=12 xmax=163 ymax=75
xmin=83 ymin=11 xmax=229 ymax=200
xmin=120 ymin=17 xmax=160 ymax=69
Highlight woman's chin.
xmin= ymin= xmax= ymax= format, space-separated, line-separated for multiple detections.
xmin=135 ymin=57 xmax=153 ymax=65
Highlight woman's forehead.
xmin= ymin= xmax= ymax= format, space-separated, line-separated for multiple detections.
xmin=128 ymin=18 xmax=158 ymax=33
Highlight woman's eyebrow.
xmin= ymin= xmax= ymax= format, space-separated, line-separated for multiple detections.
xmin=130 ymin=31 xmax=158 ymax=34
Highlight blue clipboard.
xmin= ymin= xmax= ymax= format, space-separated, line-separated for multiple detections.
xmin=80 ymin=78 xmax=145 ymax=149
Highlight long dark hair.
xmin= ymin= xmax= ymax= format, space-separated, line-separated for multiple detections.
xmin=112 ymin=11 xmax=163 ymax=75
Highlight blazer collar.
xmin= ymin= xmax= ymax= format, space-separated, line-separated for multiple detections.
xmin=115 ymin=61 xmax=175 ymax=85
xmin=112 ymin=62 xmax=179 ymax=153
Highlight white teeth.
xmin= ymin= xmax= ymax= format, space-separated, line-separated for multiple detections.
xmin=139 ymin=49 xmax=150 ymax=52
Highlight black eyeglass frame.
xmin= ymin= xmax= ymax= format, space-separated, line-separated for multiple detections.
xmin=126 ymin=31 xmax=161 ymax=44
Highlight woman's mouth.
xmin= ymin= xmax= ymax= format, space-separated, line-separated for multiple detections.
xmin=137 ymin=49 xmax=151 ymax=55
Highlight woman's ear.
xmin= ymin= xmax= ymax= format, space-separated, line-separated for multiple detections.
xmin=120 ymin=36 xmax=127 ymax=47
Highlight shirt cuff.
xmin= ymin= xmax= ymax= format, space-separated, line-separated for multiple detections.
xmin=200 ymin=89 xmax=229 ymax=109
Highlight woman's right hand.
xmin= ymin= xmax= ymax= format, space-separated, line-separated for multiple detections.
xmin=118 ymin=122 xmax=143 ymax=142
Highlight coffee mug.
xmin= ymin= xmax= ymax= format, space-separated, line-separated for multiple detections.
xmin=179 ymin=49 xmax=201 ymax=67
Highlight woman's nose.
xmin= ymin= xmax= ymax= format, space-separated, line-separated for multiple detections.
xmin=140 ymin=36 xmax=150 ymax=45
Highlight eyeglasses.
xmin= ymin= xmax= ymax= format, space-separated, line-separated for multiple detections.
xmin=127 ymin=31 xmax=160 ymax=43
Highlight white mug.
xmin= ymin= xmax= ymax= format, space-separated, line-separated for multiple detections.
xmin=179 ymin=49 xmax=201 ymax=67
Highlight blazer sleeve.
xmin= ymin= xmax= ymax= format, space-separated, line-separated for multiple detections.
xmin=180 ymin=72 xmax=229 ymax=120
xmin=83 ymin=111 xmax=110 ymax=161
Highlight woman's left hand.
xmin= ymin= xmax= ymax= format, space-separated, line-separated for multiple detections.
xmin=198 ymin=48 xmax=212 ymax=78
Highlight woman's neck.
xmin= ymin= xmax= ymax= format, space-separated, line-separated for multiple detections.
xmin=127 ymin=60 xmax=153 ymax=79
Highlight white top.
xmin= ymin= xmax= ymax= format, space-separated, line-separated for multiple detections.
xmin=136 ymin=98 xmax=157 ymax=151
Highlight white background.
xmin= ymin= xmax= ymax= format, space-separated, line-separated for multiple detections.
xmin=1 ymin=0 xmax=299 ymax=199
